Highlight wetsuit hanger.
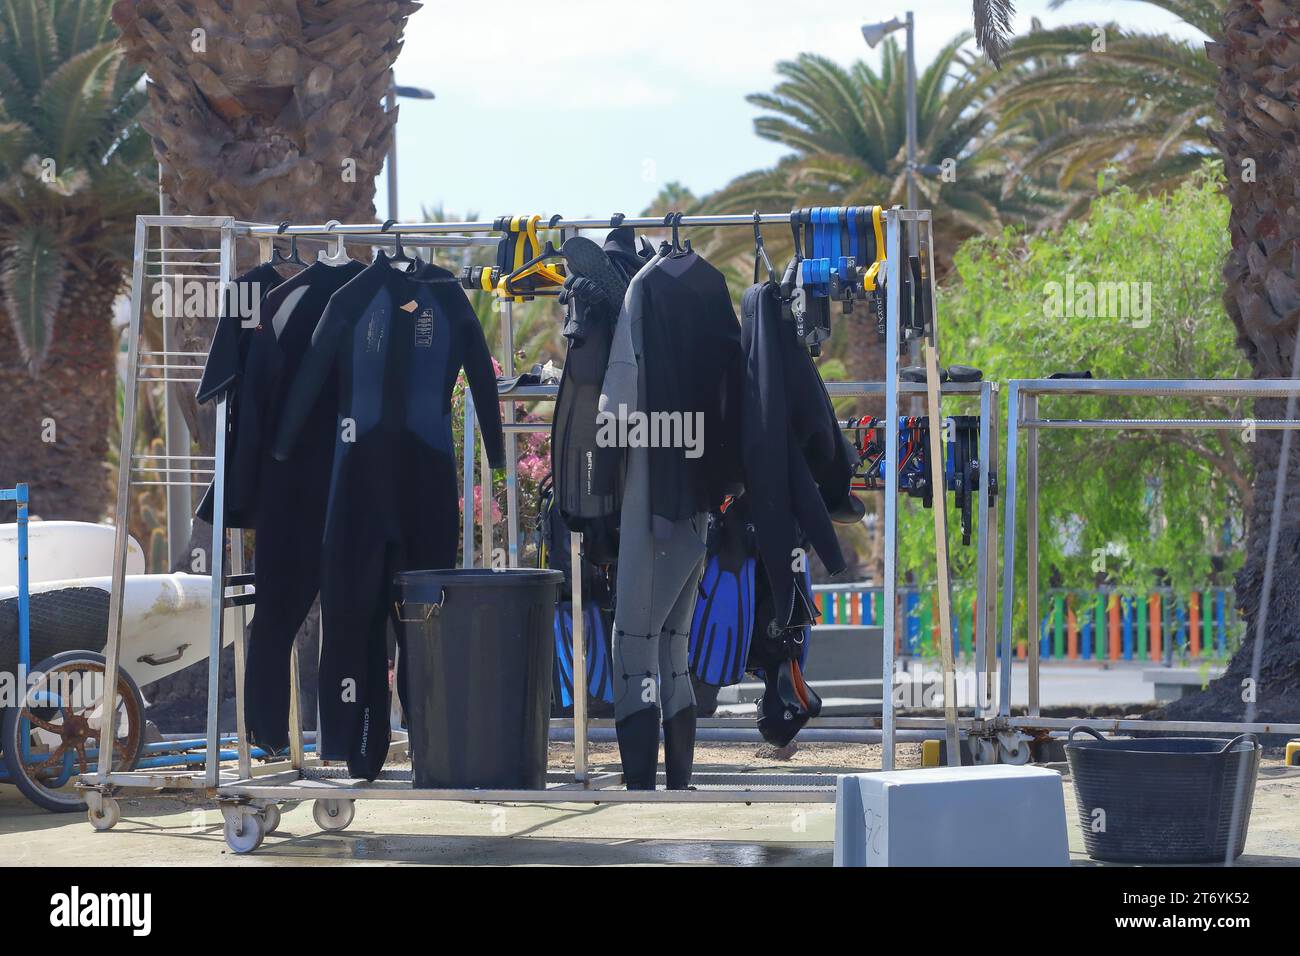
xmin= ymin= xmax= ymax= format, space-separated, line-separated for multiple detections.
xmin=317 ymin=219 xmax=352 ymax=266
xmin=380 ymin=219 xmax=420 ymax=272
xmin=753 ymin=211 xmax=776 ymax=285
xmin=270 ymin=221 xmax=307 ymax=268
xmin=503 ymin=238 xmax=566 ymax=297
xmin=678 ymin=212 xmax=692 ymax=254
xmin=659 ymin=213 xmax=675 ymax=256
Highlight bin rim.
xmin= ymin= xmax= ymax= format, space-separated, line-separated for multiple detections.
xmin=1064 ymin=726 xmax=1260 ymax=756
xmin=395 ymin=568 xmax=566 ymax=589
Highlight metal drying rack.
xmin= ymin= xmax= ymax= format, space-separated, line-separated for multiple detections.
xmin=82 ymin=209 xmax=1005 ymax=852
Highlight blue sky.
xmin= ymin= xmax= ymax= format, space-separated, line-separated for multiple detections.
xmin=379 ymin=0 xmax=1206 ymax=220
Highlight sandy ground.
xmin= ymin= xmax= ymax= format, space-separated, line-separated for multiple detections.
xmin=0 ymin=742 xmax=1295 ymax=866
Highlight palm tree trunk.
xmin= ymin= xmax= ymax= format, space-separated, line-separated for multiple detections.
xmin=1165 ymin=2 xmax=1300 ymax=725
xmin=0 ymin=265 xmax=121 ymax=522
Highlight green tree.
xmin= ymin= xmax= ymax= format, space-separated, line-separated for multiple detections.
xmin=903 ymin=170 xmax=1247 ymax=647
xmin=0 ymin=0 xmax=153 ymax=520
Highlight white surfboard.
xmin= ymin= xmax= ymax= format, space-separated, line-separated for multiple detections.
xmin=0 ymin=521 xmax=145 ymax=584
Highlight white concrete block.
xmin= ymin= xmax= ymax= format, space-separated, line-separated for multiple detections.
xmin=834 ymin=765 xmax=1070 ymax=867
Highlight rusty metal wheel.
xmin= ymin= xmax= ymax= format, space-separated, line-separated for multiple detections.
xmin=2 ymin=651 xmax=146 ymax=812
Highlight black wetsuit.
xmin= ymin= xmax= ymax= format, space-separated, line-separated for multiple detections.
xmin=195 ymin=262 xmax=285 ymax=527
xmin=272 ymin=252 xmax=505 ymax=779
xmin=238 ymin=259 xmax=366 ymax=753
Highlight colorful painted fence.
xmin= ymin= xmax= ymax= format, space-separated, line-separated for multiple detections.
xmin=812 ymin=585 xmax=1237 ymax=662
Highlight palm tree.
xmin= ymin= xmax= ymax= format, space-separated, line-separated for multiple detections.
xmin=1161 ymin=1 xmax=1300 ymax=725
xmin=703 ymin=36 xmax=1046 ymax=271
xmin=0 ymin=0 xmax=153 ymax=521
xmin=995 ymin=2 xmax=1221 ymax=212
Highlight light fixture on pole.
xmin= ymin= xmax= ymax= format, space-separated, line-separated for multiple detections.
xmin=385 ymin=76 xmax=436 ymax=222
xmin=861 ymin=12 xmax=917 ymax=221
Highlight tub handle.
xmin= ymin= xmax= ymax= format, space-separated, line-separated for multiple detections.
xmin=137 ymin=643 xmax=191 ymax=667
xmin=1218 ymin=733 xmax=1258 ymax=754
xmin=393 ymin=589 xmax=445 ymax=623
xmin=1067 ymin=725 xmax=1106 ymax=743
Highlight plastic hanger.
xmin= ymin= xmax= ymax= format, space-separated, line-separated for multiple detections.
xmin=317 ymin=219 xmax=352 ymax=266
xmin=753 ymin=211 xmax=776 ymax=284
xmin=380 ymin=219 xmax=420 ymax=271
xmin=270 ymin=221 xmax=306 ymax=268
xmin=502 ymin=236 xmax=566 ymax=297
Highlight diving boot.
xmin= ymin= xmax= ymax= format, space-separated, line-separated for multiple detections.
xmin=615 ymin=707 xmax=660 ymax=790
xmin=662 ymin=705 xmax=698 ymax=790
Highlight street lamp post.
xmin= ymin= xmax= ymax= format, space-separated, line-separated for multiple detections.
xmin=385 ymin=76 xmax=436 ymax=222
xmin=862 ymin=12 xmax=921 ymax=375
xmin=861 ymin=12 xmax=917 ymax=223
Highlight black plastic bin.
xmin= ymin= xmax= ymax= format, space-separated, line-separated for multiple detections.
xmin=1065 ymin=727 xmax=1260 ymax=863
xmin=395 ymin=568 xmax=563 ymax=790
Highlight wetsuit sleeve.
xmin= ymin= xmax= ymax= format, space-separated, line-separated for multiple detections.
xmin=270 ymin=303 xmax=345 ymax=462
xmin=599 ymin=268 xmax=647 ymax=422
xmin=454 ymin=293 xmax=505 ymax=469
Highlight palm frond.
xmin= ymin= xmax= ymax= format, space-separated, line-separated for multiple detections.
xmin=973 ymin=0 xmax=1017 ymax=67
xmin=1 ymin=226 xmax=65 ymax=370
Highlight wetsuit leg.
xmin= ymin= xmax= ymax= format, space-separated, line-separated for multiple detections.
xmin=317 ymin=437 xmax=397 ymax=779
xmin=659 ymin=558 xmax=705 ymax=789
xmin=243 ymin=455 xmax=330 ymax=752
xmin=612 ymin=445 xmax=707 ymax=788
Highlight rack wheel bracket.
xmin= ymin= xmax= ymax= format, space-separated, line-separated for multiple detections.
xmin=996 ymin=731 xmax=1034 ymax=765
xmin=313 ymin=798 xmax=354 ymax=832
xmin=86 ymin=795 xmax=121 ymax=832
xmin=971 ymin=737 xmax=998 ymax=765
xmin=221 ymin=803 xmax=266 ymax=854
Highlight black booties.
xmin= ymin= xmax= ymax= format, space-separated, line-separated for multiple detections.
xmin=662 ymin=705 xmax=697 ymax=790
xmin=615 ymin=708 xmax=660 ymax=790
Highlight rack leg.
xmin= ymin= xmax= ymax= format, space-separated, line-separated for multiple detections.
xmin=1026 ymin=394 xmax=1041 ymax=717
xmin=984 ymin=385 xmax=1001 ymax=715
xmin=998 ymin=384 xmax=1021 ymax=718
xmin=96 ymin=217 xmax=147 ymax=785
xmin=230 ymin=532 xmax=253 ymax=779
xmin=480 ymin=440 xmax=494 ymax=568
xmin=974 ymin=383 xmax=992 ymax=716
xmin=570 ymin=531 xmax=588 ymax=783
xmin=881 ymin=208 xmax=902 ymax=771
xmin=501 ymin=300 xmax=520 ymax=568
xmin=462 ymin=388 xmax=476 ymax=569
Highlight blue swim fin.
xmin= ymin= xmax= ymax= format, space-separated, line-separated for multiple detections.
xmin=688 ymin=506 xmax=756 ymax=687
xmin=553 ymin=600 xmax=615 ymax=715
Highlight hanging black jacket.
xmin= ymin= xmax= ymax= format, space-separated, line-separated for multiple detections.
xmin=739 ymin=280 xmax=854 ymax=629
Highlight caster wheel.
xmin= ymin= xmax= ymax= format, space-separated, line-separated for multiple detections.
xmin=313 ymin=798 xmax=354 ymax=832
xmin=224 ymin=812 xmax=265 ymax=854
xmin=998 ymin=735 xmax=1032 ymax=765
xmin=972 ymin=738 xmax=998 ymax=765
xmin=87 ymin=798 xmax=121 ymax=832
xmin=262 ymin=804 xmax=282 ymax=834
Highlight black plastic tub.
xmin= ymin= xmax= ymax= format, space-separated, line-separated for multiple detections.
xmin=395 ymin=568 xmax=563 ymax=790
xmin=1065 ymin=727 xmax=1260 ymax=863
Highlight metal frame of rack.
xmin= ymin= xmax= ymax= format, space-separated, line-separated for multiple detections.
xmin=81 ymin=209 xmax=1002 ymax=849
xmin=997 ymin=378 xmax=1300 ymax=739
